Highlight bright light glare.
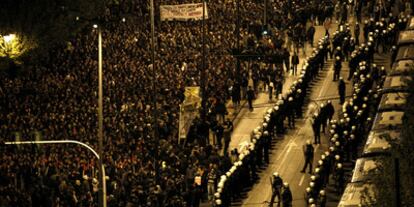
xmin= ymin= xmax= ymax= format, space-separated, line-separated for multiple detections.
xmin=3 ymin=34 xmax=16 ymax=43
xmin=93 ymin=24 xmax=98 ymax=29
xmin=122 ymin=18 xmax=126 ymax=22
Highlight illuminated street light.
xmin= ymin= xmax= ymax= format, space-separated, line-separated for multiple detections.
xmin=3 ymin=34 xmax=16 ymax=43
xmin=93 ymin=24 xmax=98 ymax=29
xmin=1 ymin=33 xmax=25 ymax=59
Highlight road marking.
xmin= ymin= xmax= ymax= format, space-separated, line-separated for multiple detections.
xmin=317 ymin=68 xmax=332 ymax=99
xmin=242 ymin=25 xmax=343 ymax=207
xmin=299 ymin=175 xmax=306 ymax=186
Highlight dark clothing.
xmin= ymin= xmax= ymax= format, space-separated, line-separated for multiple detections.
xmin=333 ymin=60 xmax=341 ymax=81
xmin=215 ymin=124 xmax=224 ymax=148
xmin=312 ymin=116 xmax=321 ymax=144
xmin=282 ymin=188 xmax=293 ymax=207
xmin=291 ymin=54 xmax=299 ymax=76
xmin=302 ymin=144 xmax=314 ymax=173
xmin=247 ymin=88 xmax=255 ymax=111
xmin=269 ymin=176 xmax=283 ymax=206
xmin=338 ymin=79 xmax=346 ymax=105
xmin=325 ymin=102 xmax=334 ymax=122
xmin=307 ymin=26 xmax=316 ymax=46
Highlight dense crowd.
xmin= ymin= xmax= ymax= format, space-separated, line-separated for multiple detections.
xmin=214 ymin=3 xmax=411 ymax=207
xmin=1 ymin=0 xmax=411 ymax=206
xmin=0 ymin=0 xmax=336 ymax=206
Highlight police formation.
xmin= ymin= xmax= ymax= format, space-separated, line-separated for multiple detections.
xmin=303 ymin=16 xmax=403 ymax=207
xmin=213 ymin=28 xmax=336 ymax=207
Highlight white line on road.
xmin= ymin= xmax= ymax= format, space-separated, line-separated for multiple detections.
xmin=318 ymin=69 xmax=332 ymax=99
xmin=299 ymin=175 xmax=306 ymax=186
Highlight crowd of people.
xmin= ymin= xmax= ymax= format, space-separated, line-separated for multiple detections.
xmin=302 ymin=14 xmax=406 ymax=207
xmin=0 ymin=0 xmax=336 ymax=206
xmin=215 ymin=3 xmax=410 ymax=207
xmin=214 ymin=25 xmax=334 ymax=206
xmin=0 ymin=0 xmax=411 ymax=206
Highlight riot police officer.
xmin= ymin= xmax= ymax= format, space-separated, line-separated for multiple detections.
xmin=282 ymin=183 xmax=293 ymax=207
xmin=269 ymin=172 xmax=283 ymax=206
xmin=301 ymin=140 xmax=314 ymax=173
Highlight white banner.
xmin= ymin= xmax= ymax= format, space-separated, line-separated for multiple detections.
xmin=160 ymin=3 xmax=209 ymax=21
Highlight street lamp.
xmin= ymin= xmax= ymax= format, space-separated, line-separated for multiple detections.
xmin=94 ymin=24 xmax=107 ymax=207
xmin=200 ymin=0 xmax=207 ymax=120
xmin=3 ymin=34 xmax=16 ymax=43
xmin=1 ymin=34 xmax=17 ymax=58
xmin=149 ymin=0 xmax=161 ymax=193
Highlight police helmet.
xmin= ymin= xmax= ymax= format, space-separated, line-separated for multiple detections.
xmin=309 ymin=198 xmax=315 ymax=204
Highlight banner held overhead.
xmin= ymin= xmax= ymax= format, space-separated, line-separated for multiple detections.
xmin=160 ymin=3 xmax=209 ymax=21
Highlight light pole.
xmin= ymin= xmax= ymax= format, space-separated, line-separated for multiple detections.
xmin=200 ymin=0 xmax=207 ymax=120
xmin=149 ymin=0 xmax=160 ymax=191
xmin=264 ymin=0 xmax=267 ymax=28
xmin=91 ymin=23 xmax=107 ymax=207
xmin=96 ymin=24 xmax=107 ymax=207
xmin=4 ymin=140 xmax=107 ymax=206
xmin=236 ymin=0 xmax=241 ymax=83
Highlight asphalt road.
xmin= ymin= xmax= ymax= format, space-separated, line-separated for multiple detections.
xmin=225 ymin=17 xmax=391 ymax=206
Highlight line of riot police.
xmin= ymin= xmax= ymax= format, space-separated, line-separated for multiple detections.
xmin=213 ymin=30 xmax=338 ymax=207
xmin=303 ymin=22 xmax=396 ymax=206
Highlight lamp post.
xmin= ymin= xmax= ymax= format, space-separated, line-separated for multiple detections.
xmin=200 ymin=0 xmax=207 ymax=120
xmin=236 ymin=0 xmax=241 ymax=83
xmin=149 ymin=0 xmax=160 ymax=193
xmin=96 ymin=25 xmax=107 ymax=207
xmin=264 ymin=0 xmax=267 ymax=28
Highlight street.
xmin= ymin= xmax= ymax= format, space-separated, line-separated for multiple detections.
xmin=224 ymin=18 xmax=391 ymax=207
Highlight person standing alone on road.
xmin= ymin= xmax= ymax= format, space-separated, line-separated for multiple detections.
xmin=311 ymin=113 xmax=321 ymax=144
xmin=301 ymin=140 xmax=314 ymax=174
xmin=291 ymin=51 xmax=299 ymax=76
xmin=307 ymin=23 xmax=316 ymax=47
xmin=247 ymin=86 xmax=255 ymax=111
